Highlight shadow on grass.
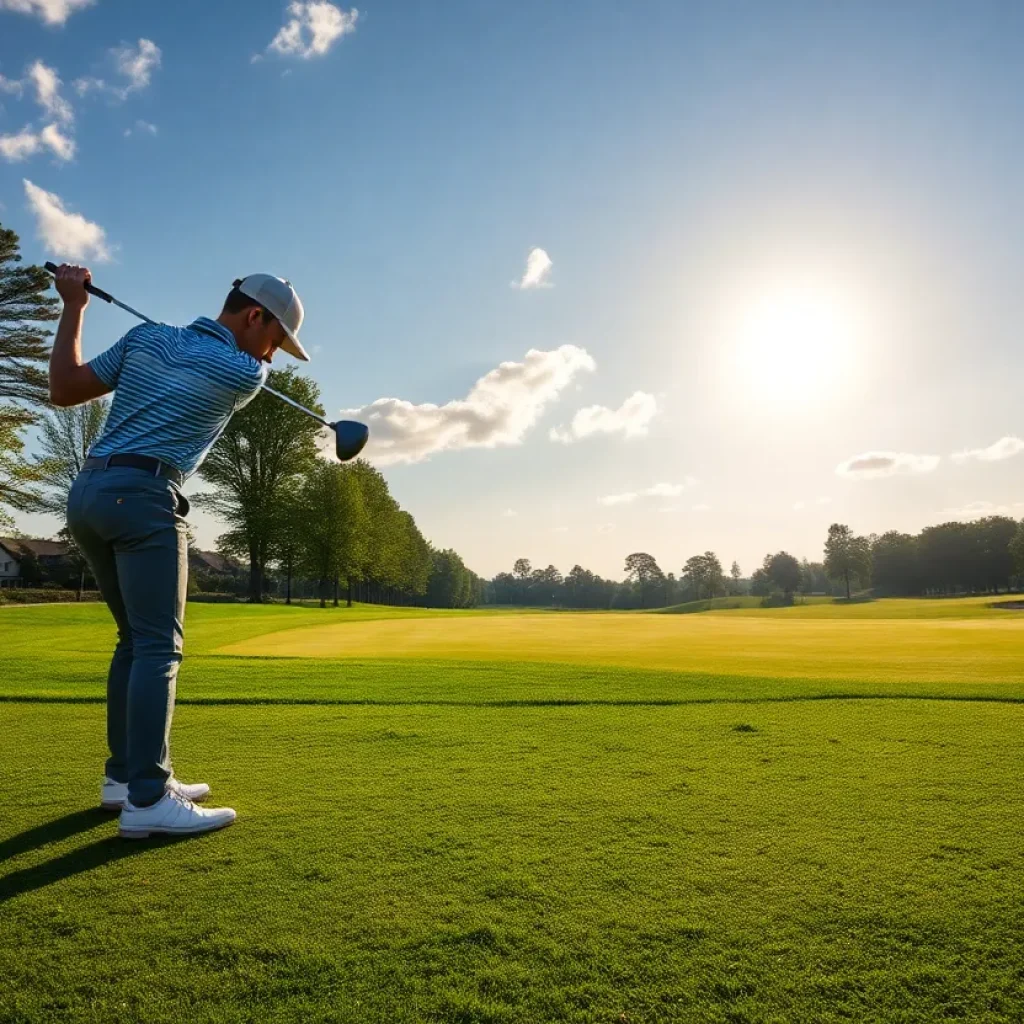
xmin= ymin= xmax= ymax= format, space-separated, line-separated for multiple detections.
xmin=0 ymin=808 xmax=157 ymax=904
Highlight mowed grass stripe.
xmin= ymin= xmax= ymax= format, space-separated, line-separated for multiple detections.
xmin=214 ymin=610 xmax=1024 ymax=684
xmin=5 ymin=656 xmax=1024 ymax=705
xmin=2 ymin=699 xmax=1022 ymax=1023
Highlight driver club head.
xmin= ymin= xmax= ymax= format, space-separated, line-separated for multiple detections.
xmin=333 ymin=420 xmax=369 ymax=462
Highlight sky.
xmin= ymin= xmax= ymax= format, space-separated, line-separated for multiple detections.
xmin=3 ymin=0 xmax=1024 ymax=579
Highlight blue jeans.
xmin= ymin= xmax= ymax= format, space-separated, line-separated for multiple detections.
xmin=67 ymin=465 xmax=190 ymax=807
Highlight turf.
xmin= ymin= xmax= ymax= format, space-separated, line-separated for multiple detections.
xmin=2 ymin=599 xmax=1023 ymax=1022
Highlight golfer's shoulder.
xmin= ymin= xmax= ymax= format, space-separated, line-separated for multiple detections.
xmin=180 ymin=320 xmax=267 ymax=392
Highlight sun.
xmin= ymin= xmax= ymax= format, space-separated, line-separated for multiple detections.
xmin=729 ymin=283 xmax=857 ymax=402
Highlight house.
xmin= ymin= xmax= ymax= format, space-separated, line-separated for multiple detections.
xmin=0 ymin=537 xmax=72 ymax=587
xmin=188 ymin=550 xmax=243 ymax=576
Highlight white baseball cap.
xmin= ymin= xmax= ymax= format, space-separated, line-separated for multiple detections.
xmin=235 ymin=274 xmax=309 ymax=361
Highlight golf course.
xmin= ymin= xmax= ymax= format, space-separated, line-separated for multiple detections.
xmin=1 ymin=597 xmax=1022 ymax=1023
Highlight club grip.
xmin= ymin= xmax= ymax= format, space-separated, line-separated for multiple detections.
xmin=44 ymin=261 xmax=115 ymax=304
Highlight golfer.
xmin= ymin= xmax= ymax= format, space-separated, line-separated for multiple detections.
xmin=49 ymin=264 xmax=308 ymax=839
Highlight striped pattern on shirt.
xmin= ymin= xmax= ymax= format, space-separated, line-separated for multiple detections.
xmin=87 ymin=317 xmax=267 ymax=477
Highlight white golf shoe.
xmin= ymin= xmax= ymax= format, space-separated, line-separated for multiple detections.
xmin=101 ymin=775 xmax=211 ymax=810
xmin=118 ymin=789 xmax=236 ymax=839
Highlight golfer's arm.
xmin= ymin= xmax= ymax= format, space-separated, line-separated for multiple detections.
xmin=48 ymin=304 xmax=111 ymax=407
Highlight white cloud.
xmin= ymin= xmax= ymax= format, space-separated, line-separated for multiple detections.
xmin=336 ymin=345 xmax=595 ymax=465
xmin=513 ymin=247 xmax=553 ymax=289
xmin=598 ymin=479 xmax=698 ymax=506
xmin=124 ymin=119 xmax=157 ymax=138
xmin=0 ymin=128 xmax=41 ymax=161
xmin=945 ymin=501 xmax=1024 ymax=521
xmin=552 ymin=526 xmax=569 ymax=533
xmin=692 ymin=503 xmax=711 ymax=512
xmin=28 ymin=60 xmax=73 ymax=123
xmin=23 ymin=179 xmax=110 ymax=261
xmin=267 ymin=2 xmax=359 ymax=59
xmin=0 ymin=0 xmax=93 ymax=25
xmin=0 ymin=73 xmax=23 ymax=96
xmin=501 ymin=508 xmax=517 ymax=518
xmin=951 ymin=436 xmax=1024 ymax=465
xmin=595 ymin=522 xmax=616 ymax=535
xmin=550 ymin=391 xmax=657 ymax=443
xmin=75 ymin=39 xmax=161 ymax=100
xmin=116 ymin=39 xmax=160 ymax=92
xmin=39 ymin=122 xmax=74 ymax=159
xmin=836 ymin=451 xmax=940 ymax=479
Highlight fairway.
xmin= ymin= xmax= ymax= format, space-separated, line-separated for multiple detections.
xmin=217 ymin=597 xmax=1024 ymax=686
xmin=2 ymin=599 xmax=1023 ymax=1023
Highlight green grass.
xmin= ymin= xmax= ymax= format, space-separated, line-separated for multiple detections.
xmin=2 ymin=599 xmax=1023 ymax=1022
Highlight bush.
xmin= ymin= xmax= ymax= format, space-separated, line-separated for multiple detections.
xmin=0 ymin=588 xmax=102 ymax=605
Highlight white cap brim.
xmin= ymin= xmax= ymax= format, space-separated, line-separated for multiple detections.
xmin=280 ymin=327 xmax=309 ymax=362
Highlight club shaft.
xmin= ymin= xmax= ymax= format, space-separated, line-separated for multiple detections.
xmin=110 ymin=296 xmax=156 ymax=325
xmin=260 ymin=385 xmax=332 ymax=428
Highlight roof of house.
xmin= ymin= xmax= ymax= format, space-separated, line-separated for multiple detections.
xmin=0 ymin=537 xmax=70 ymax=559
xmin=189 ymin=549 xmax=242 ymax=573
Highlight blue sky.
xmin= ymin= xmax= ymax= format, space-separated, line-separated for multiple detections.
xmin=4 ymin=0 xmax=1024 ymax=578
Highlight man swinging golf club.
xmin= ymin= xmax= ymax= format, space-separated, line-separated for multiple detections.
xmin=50 ymin=263 xmax=308 ymax=839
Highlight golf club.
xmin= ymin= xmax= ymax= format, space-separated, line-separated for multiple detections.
xmin=44 ymin=262 xmax=369 ymax=462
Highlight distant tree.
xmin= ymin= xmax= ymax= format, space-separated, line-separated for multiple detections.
xmin=491 ymin=571 xmax=516 ymax=605
xmin=512 ymin=557 xmax=533 ymax=604
xmin=531 ymin=564 xmax=562 ymax=606
xmin=197 ymin=368 xmax=323 ymax=602
xmin=293 ymin=462 xmax=366 ymax=607
xmin=682 ymin=554 xmax=709 ymax=600
xmin=0 ymin=223 xmax=59 ymax=526
xmin=1010 ymin=520 xmax=1024 ymax=581
xmin=871 ymin=531 xmax=920 ymax=596
xmin=766 ymin=551 xmax=802 ymax=599
xmin=624 ymin=551 xmax=664 ymax=608
xmin=824 ymin=523 xmax=872 ymax=600
xmin=971 ymin=516 xmax=1017 ymax=593
xmin=917 ymin=522 xmax=971 ymax=595
xmin=730 ymin=561 xmax=742 ymax=594
xmin=749 ymin=566 xmax=770 ymax=596
xmin=31 ymin=400 xmax=109 ymax=515
xmin=703 ymin=551 xmax=725 ymax=598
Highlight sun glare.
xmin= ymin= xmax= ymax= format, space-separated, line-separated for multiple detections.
xmin=729 ymin=284 xmax=857 ymax=402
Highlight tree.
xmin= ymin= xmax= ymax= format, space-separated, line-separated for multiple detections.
xmin=703 ymin=551 xmax=725 ymax=599
xmin=730 ymin=561 xmax=742 ymax=594
xmin=917 ymin=522 xmax=971 ymax=595
xmin=1010 ymin=520 xmax=1024 ymax=581
xmin=871 ymin=532 xmax=920 ymax=596
xmin=624 ymin=552 xmax=664 ymax=608
xmin=766 ymin=551 xmax=802 ymax=598
xmin=426 ymin=548 xmax=479 ymax=608
xmin=971 ymin=516 xmax=1017 ymax=593
xmin=682 ymin=555 xmax=709 ymax=600
xmin=749 ymin=566 xmax=770 ymax=596
xmin=824 ymin=523 xmax=872 ymax=600
xmin=197 ymin=367 xmax=323 ymax=602
xmin=31 ymin=400 xmax=109 ymax=514
xmin=0 ymin=223 xmax=59 ymax=526
xmin=293 ymin=462 xmax=367 ymax=607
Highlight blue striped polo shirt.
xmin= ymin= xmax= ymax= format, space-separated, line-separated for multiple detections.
xmin=87 ymin=317 xmax=267 ymax=477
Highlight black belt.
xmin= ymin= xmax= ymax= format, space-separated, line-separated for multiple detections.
xmin=84 ymin=454 xmax=184 ymax=487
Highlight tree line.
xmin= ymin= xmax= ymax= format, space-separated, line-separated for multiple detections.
xmin=490 ymin=513 xmax=1024 ymax=610
xmin=0 ymin=223 xmax=482 ymax=608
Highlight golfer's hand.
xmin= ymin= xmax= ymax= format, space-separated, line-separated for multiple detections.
xmin=54 ymin=264 xmax=91 ymax=310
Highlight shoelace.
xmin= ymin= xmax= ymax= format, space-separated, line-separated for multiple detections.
xmin=168 ymin=788 xmax=195 ymax=813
